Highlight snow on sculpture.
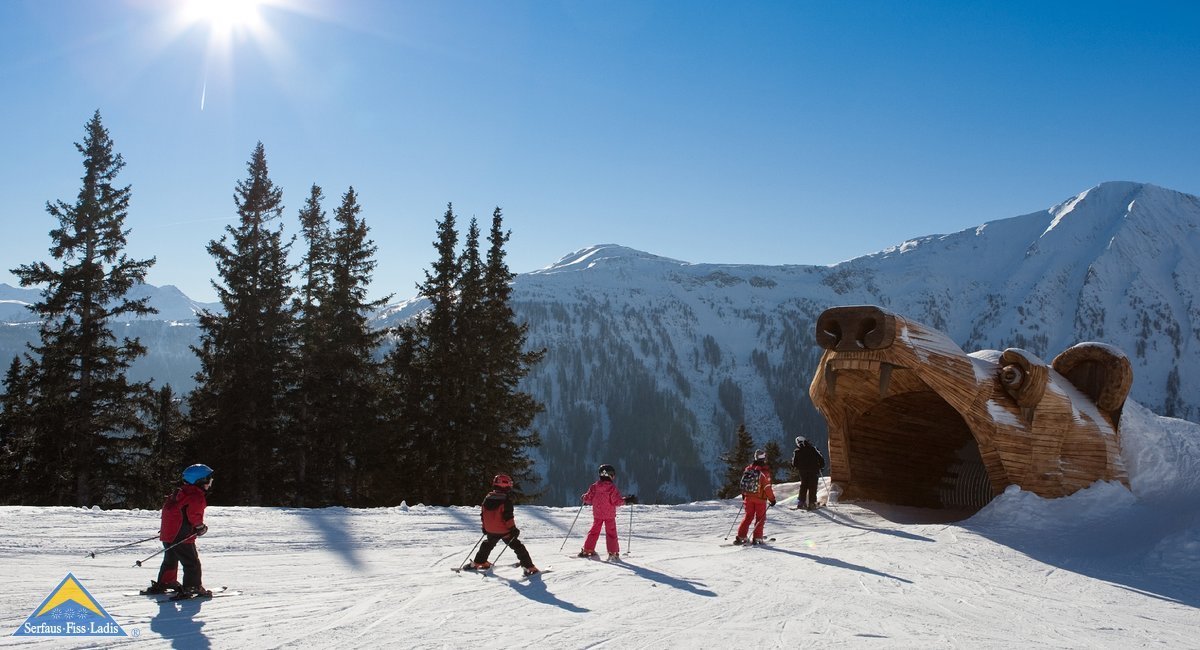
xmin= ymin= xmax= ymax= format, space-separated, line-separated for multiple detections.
xmin=809 ymin=305 xmax=1132 ymax=512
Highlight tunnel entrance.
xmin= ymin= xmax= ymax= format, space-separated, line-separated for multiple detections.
xmin=846 ymin=390 xmax=994 ymax=516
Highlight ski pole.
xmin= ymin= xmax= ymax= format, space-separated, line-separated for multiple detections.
xmin=86 ymin=535 xmax=159 ymax=559
xmin=133 ymin=533 xmax=196 ymax=568
xmin=559 ymin=502 xmax=585 ymax=551
xmin=724 ymin=499 xmax=745 ymax=539
xmin=492 ymin=538 xmax=510 ymax=566
xmin=627 ymin=502 xmax=633 ymax=554
xmin=454 ymin=533 xmax=486 ymax=572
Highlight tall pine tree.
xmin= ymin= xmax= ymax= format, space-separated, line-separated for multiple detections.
xmin=476 ymin=207 xmax=545 ymax=496
xmin=292 ymin=184 xmax=333 ymax=505
xmin=188 ymin=142 xmax=297 ymax=506
xmin=406 ymin=203 xmax=463 ymax=505
xmin=380 ymin=205 xmax=543 ymax=505
xmin=7 ymin=111 xmax=158 ymax=506
xmin=323 ymin=187 xmax=390 ymax=503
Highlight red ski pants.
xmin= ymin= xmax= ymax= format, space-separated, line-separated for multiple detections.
xmin=736 ymin=497 xmax=768 ymax=540
xmin=583 ymin=517 xmax=620 ymax=554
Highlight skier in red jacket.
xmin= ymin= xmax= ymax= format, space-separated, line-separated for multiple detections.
xmin=467 ymin=474 xmax=540 ymax=576
xmin=578 ymin=464 xmax=637 ymax=560
xmin=145 ymin=464 xmax=213 ymax=597
xmin=735 ymin=450 xmax=776 ymax=545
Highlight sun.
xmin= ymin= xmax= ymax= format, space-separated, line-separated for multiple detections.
xmin=180 ymin=0 xmax=266 ymax=37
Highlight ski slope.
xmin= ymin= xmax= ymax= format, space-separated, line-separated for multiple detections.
xmin=2 ymin=401 xmax=1198 ymax=648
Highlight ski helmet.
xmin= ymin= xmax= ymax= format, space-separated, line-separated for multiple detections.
xmin=795 ymin=436 xmax=806 ymax=447
xmin=598 ymin=464 xmax=616 ymax=479
xmin=754 ymin=449 xmax=767 ymax=462
xmin=492 ymin=474 xmax=513 ymax=489
xmin=182 ymin=464 xmax=214 ymax=486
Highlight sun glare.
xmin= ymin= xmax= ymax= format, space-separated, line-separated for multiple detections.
xmin=181 ymin=0 xmax=265 ymax=36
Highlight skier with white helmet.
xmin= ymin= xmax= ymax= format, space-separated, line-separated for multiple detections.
xmin=578 ymin=463 xmax=637 ymax=560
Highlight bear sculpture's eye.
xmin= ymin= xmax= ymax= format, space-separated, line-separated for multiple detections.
xmin=999 ymin=348 xmax=1049 ymax=420
xmin=1000 ymin=364 xmax=1025 ymax=390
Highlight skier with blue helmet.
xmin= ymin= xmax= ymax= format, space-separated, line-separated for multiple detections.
xmin=145 ymin=464 xmax=214 ymax=597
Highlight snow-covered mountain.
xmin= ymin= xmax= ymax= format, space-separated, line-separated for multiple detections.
xmin=2 ymin=181 xmax=1197 ymax=505
xmin=390 ymin=181 xmax=1200 ymax=504
xmin=0 ymin=283 xmax=217 ymax=324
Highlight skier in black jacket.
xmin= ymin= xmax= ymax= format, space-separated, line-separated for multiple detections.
xmin=792 ymin=436 xmax=825 ymax=510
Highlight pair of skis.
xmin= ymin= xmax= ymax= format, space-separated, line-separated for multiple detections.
xmin=571 ymin=553 xmax=625 ymax=562
xmin=126 ymin=586 xmax=240 ymax=602
xmin=452 ymin=562 xmax=550 ymax=578
xmin=720 ymin=537 xmax=776 ymax=547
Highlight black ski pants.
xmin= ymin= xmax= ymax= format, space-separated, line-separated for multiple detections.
xmin=475 ymin=530 xmax=534 ymax=568
xmin=799 ymin=471 xmax=821 ymax=508
xmin=157 ymin=540 xmax=203 ymax=588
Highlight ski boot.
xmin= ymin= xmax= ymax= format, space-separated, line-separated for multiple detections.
xmin=732 ymin=537 xmax=746 ymax=546
xmin=607 ymin=553 xmax=620 ymax=561
xmin=143 ymin=580 xmax=181 ymax=595
xmin=751 ymin=537 xmax=766 ymax=546
xmin=467 ymin=561 xmax=493 ymax=571
xmin=173 ymin=585 xmax=213 ymax=600
xmin=522 ymin=565 xmax=540 ymax=577
xmin=577 ymin=549 xmax=597 ymax=558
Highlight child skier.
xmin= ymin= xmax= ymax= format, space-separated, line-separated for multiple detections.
xmin=145 ymin=463 xmax=213 ymax=597
xmin=468 ymin=474 xmax=540 ymax=576
xmin=734 ymin=450 xmax=776 ymax=546
xmin=578 ymin=464 xmax=637 ymax=560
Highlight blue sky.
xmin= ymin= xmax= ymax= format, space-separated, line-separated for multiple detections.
xmin=2 ymin=0 xmax=1198 ymax=303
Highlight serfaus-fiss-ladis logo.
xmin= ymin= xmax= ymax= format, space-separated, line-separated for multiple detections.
xmin=12 ymin=573 xmax=126 ymax=637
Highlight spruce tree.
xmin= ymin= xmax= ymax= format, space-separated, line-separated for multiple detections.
xmin=764 ymin=440 xmax=784 ymax=483
xmin=324 ymin=187 xmax=390 ymax=503
xmin=0 ymin=357 xmax=32 ymax=502
xmin=452 ymin=218 xmax=487 ymax=501
xmin=188 ymin=142 xmax=297 ymax=506
xmin=477 ymin=207 xmax=545 ymax=497
xmin=144 ymin=384 xmax=190 ymax=503
xmin=8 ymin=111 xmax=158 ymax=506
xmin=717 ymin=423 xmax=756 ymax=498
xmin=292 ymin=184 xmax=333 ymax=505
xmin=407 ymin=203 xmax=462 ymax=505
xmin=375 ymin=323 xmax=424 ymax=504
xmin=379 ymin=205 xmax=543 ymax=505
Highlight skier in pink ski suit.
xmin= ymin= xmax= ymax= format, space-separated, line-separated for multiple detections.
xmin=578 ymin=464 xmax=636 ymax=559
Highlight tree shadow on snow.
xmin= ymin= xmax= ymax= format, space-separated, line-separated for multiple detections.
xmin=499 ymin=576 xmax=589 ymax=612
xmin=149 ymin=597 xmax=210 ymax=649
xmin=815 ymin=507 xmax=936 ymax=543
xmin=300 ymin=508 xmax=364 ymax=570
xmin=520 ymin=506 xmax=572 ymax=536
xmin=758 ymin=545 xmax=913 ymax=584
xmin=606 ymin=560 xmax=718 ymax=597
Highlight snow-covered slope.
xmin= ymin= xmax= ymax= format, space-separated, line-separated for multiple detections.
xmin=0 ymin=402 xmax=1195 ymax=648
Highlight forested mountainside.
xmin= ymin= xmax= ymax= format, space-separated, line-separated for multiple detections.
xmin=4 ymin=181 xmax=1197 ymax=504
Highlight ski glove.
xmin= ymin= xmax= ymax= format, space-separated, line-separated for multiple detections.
xmin=624 ymin=495 xmax=638 ymax=504
xmin=768 ymin=499 xmax=776 ymax=507
xmin=194 ymin=524 xmax=208 ymax=537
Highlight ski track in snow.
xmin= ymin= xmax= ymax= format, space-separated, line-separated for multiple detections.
xmin=2 ymin=480 xmax=1198 ymax=649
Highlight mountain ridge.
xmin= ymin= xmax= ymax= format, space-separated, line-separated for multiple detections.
xmin=2 ymin=180 xmax=1196 ymax=504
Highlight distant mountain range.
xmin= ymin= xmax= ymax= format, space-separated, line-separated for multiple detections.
xmin=3 ymin=181 xmax=1197 ymax=504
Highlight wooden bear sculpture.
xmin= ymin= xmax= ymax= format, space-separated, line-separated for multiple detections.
xmin=809 ymin=305 xmax=1132 ymax=512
